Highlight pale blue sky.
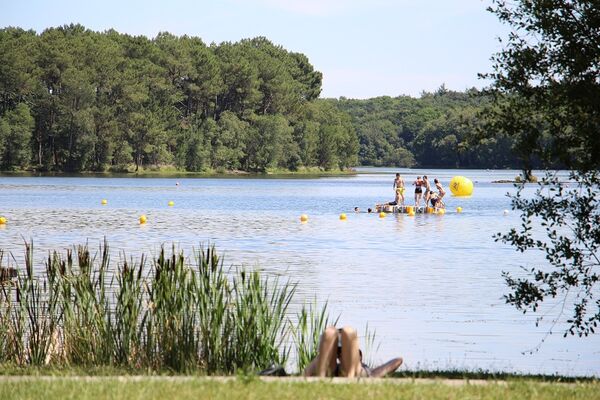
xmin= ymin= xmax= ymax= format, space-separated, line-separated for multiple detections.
xmin=1 ymin=0 xmax=508 ymax=99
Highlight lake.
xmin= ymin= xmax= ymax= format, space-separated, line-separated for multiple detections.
xmin=0 ymin=168 xmax=597 ymax=377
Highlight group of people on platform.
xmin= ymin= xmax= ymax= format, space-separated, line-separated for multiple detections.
xmin=389 ymin=173 xmax=446 ymax=210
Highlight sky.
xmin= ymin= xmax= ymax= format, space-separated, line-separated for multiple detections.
xmin=1 ymin=0 xmax=509 ymax=99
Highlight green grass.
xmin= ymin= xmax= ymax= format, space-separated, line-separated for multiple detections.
xmin=0 ymin=377 xmax=598 ymax=400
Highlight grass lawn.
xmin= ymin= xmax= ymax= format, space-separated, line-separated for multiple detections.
xmin=1 ymin=376 xmax=599 ymax=400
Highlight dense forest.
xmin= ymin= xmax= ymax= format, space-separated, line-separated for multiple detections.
xmin=0 ymin=24 xmax=524 ymax=173
xmin=0 ymin=24 xmax=357 ymax=172
xmin=328 ymin=88 xmax=522 ymax=169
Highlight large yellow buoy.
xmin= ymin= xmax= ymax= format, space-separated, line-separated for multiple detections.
xmin=139 ymin=215 xmax=147 ymax=224
xmin=0 ymin=216 xmax=6 ymax=225
xmin=168 ymin=201 xmax=174 ymax=207
xmin=300 ymin=214 xmax=308 ymax=222
xmin=407 ymin=210 xmax=415 ymax=217
xmin=339 ymin=213 xmax=347 ymax=220
xmin=406 ymin=206 xmax=414 ymax=214
xmin=449 ymin=176 xmax=474 ymax=196
xmin=101 ymin=199 xmax=107 ymax=205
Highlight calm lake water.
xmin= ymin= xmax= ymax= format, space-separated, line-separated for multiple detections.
xmin=0 ymin=168 xmax=597 ymax=376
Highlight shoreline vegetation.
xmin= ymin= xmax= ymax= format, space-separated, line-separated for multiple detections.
xmin=0 ymin=165 xmax=357 ymax=178
xmin=0 ymin=24 xmax=542 ymax=177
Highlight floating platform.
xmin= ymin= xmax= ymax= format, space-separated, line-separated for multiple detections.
xmin=375 ymin=204 xmax=444 ymax=214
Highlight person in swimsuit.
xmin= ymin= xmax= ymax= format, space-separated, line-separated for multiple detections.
xmin=429 ymin=192 xmax=440 ymax=208
xmin=304 ymin=326 xmax=403 ymax=378
xmin=413 ymin=176 xmax=424 ymax=208
xmin=434 ymin=178 xmax=445 ymax=199
xmin=393 ymin=173 xmax=405 ymax=206
xmin=423 ymin=176 xmax=432 ymax=208
xmin=434 ymin=178 xmax=446 ymax=209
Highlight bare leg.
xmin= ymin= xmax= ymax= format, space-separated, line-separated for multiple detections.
xmin=338 ymin=326 xmax=362 ymax=377
xmin=370 ymin=357 xmax=403 ymax=378
xmin=304 ymin=326 xmax=338 ymax=377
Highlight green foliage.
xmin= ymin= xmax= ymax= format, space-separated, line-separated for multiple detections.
xmin=329 ymin=90 xmax=520 ymax=168
xmin=485 ymin=1 xmax=600 ymax=337
xmin=496 ymin=171 xmax=600 ymax=338
xmin=0 ymin=103 xmax=33 ymax=169
xmin=484 ymin=0 xmax=600 ymax=172
xmin=0 ymin=25 xmax=353 ymax=173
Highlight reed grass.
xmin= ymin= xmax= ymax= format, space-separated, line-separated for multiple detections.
xmin=0 ymin=241 xmax=334 ymax=374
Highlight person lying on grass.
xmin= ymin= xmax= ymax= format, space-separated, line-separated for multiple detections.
xmin=304 ymin=326 xmax=403 ymax=378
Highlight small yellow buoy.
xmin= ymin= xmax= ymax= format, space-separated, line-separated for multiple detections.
xmin=339 ymin=213 xmax=347 ymax=220
xmin=406 ymin=206 xmax=414 ymax=214
xmin=0 ymin=216 xmax=6 ymax=225
xmin=438 ymin=209 xmax=446 ymax=215
xmin=139 ymin=215 xmax=147 ymax=224
xmin=456 ymin=207 xmax=462 ymax=213
xmin=101 ymin=199 xmax=107 ymax=205
xmin=379 ymin=212 xmax=386 ymax=218
xmin=168 ymin=201 xmax=174 ymax=207
xmin=300 ymin=214 xmax=308 ymax=222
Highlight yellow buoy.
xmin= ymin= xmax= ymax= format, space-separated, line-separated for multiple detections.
xmin=300 ymin=214 xmax=308 ymax=222
xmin=406 ymin=206 xmax=414 ymax=214
xmin=339 ymin=213 xmax=347 ymax=220
xmin=456 ymin=206 xmax=462 ymax=213
xmin=168 ymin=201 xmax=174 ymax=207
xmin=449 ymin=176 xmax=474 ymax=196
xmin=437 ymin=209 xmax=446 ymax=215
xmin=0 ymin=216 xmax=6 ymax=225
xmin=101 ymin=199 xmax=107 ymax=205
xmin=426 ymin=207 xmax=434 ymax=214
xmin=408 ymin=211 xmax=415 ymax=217
xmin=139 ymin=215 xmax=147 ymax=224
xmin=379 ymin=211 xmax=386 ymax=218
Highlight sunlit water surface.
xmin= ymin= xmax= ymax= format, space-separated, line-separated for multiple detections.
xmin=0 ymin=168 xmax=597 ymax=376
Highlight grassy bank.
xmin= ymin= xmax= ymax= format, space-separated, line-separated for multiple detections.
xmin=0 ymin=166 xmax=356 ymax=178
xmin=1 ymin=376 xmax=598 ymax=400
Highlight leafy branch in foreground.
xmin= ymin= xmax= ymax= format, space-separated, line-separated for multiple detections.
xmin=495 ymin=171 xmax=600 ymax=338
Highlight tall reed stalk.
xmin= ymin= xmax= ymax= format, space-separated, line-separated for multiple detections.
xmin=0 ymin=241 xmax=333 ymax=374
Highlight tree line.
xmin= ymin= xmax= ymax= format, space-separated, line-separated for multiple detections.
xmin=0 ymin=24 xmax=532 ymax=173
xmin=0 ymin=24 xmax=357 ymax=172
xmin=327 ymin=87 xmax=526 ymax=169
